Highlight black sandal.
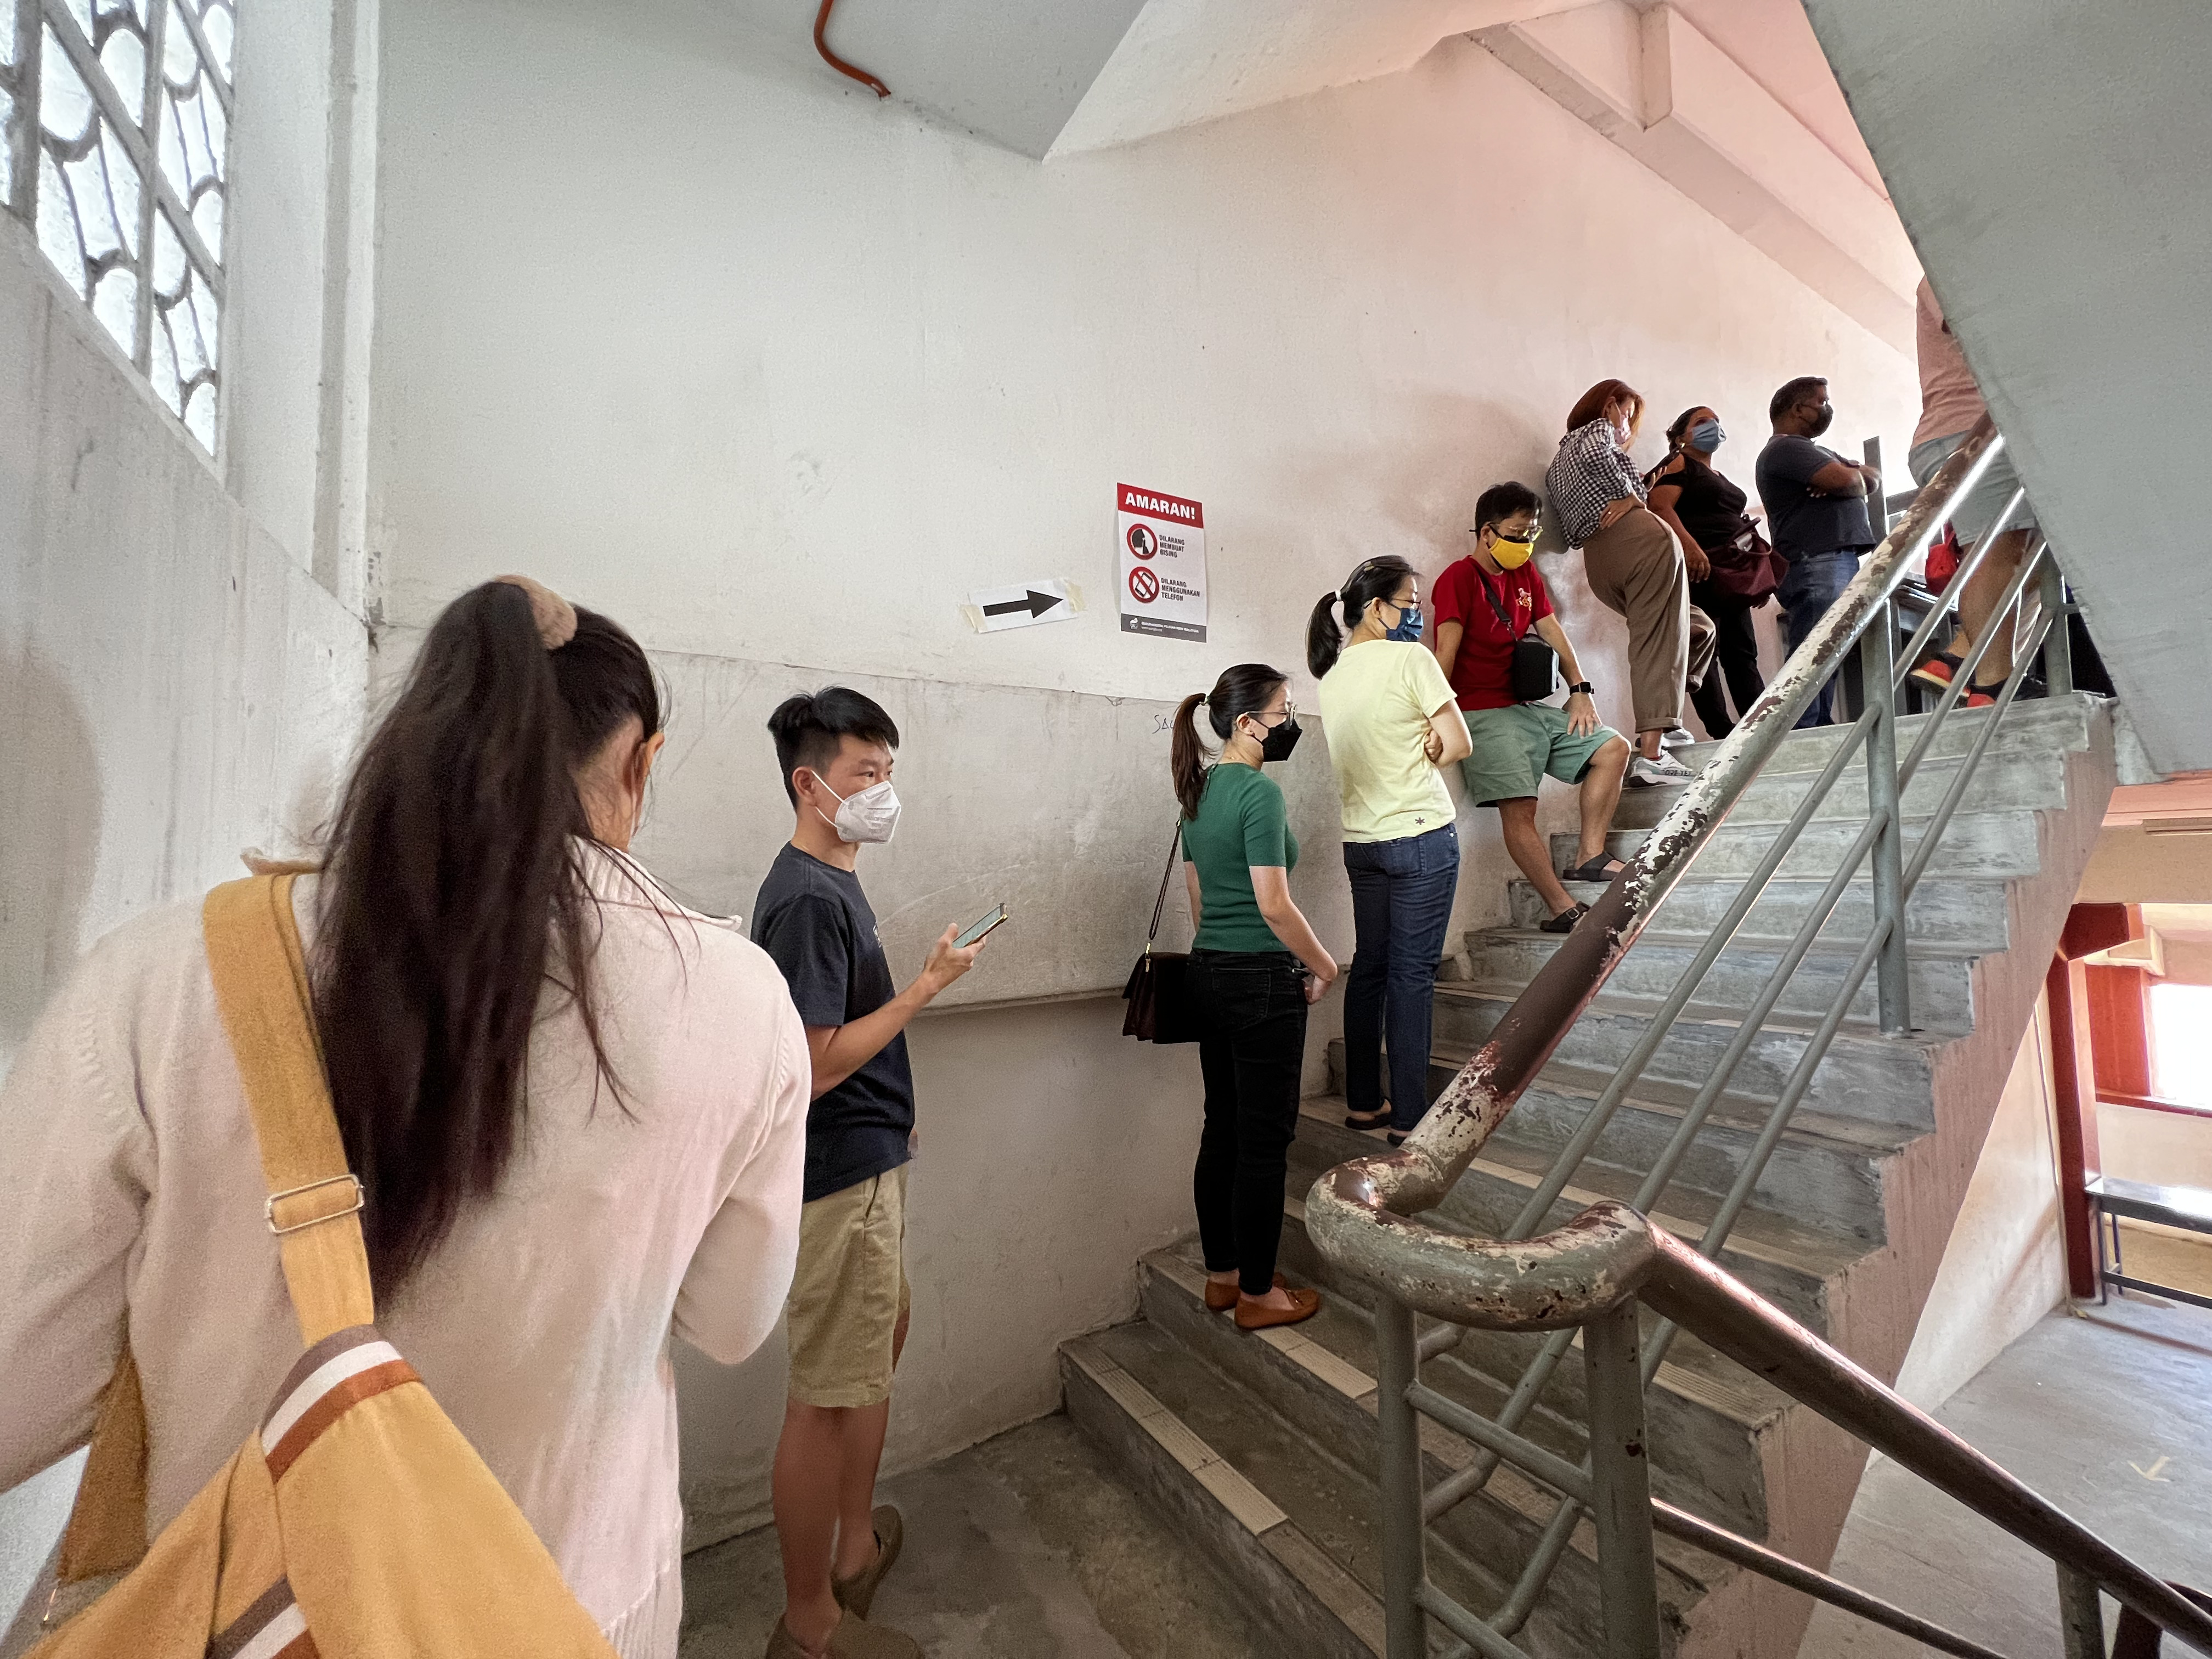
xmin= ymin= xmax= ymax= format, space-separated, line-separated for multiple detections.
xmin=1539 ymin=902 xmax=1589 ymax=935
xmin=1561 ymin=854 xmax=1628 ymax=884
xmin=1387 ymin=1131 xmax=1408 ymax=1148
xmin=1344 ymin=1108 xmax=1391 ymax=1132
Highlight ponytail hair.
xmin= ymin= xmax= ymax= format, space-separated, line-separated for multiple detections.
xmin=1307 ymin=555 xmax=1417 ymax=678
xmin=1172 ymin=663 xmax=1290 ymax=820
xmin=314 ymin=579 xmax=662 ymax=1293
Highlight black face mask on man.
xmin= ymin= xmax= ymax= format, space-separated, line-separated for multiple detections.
xmin=1807 ymin=402 xmax=1835 ymax=438
xmin=1246 ymin=712 xmax=1303 ymax=764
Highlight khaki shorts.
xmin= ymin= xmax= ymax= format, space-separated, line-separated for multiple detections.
xmin=786 ymin=1165 xmax=911 ymax=1409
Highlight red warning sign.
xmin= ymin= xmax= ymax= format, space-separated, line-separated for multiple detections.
xmin=1116 ymin=482 xmax=1206 ymax=642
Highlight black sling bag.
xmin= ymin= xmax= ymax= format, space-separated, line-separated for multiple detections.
xmin=1477 ymin=568 xmax=1561 ymax=703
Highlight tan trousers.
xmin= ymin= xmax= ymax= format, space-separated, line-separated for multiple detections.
xmin=1581 ymin=506 xmax=1718 ymax=733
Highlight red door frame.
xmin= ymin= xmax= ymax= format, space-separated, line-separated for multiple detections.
xmin=2049 ymin=904 xmax=2149 ymax=1297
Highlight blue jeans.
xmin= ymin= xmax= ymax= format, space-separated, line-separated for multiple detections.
xmin=1341 ymin=823 xmax=1460 ymax=1132
xmin=1778 ymin=550 xmax=1862 ymax=728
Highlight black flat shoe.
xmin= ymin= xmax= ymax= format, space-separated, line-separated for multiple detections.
xmin=1539 ymin=902 xmax=1589 ymax=935
xmin=1561 ymin=854 xmax=1628 ymax=883
xmin=1387 ymin=1131 xmax=1408 ymax=1148
xmin=1344 ymin=1109 xmax=1391 ymax=1132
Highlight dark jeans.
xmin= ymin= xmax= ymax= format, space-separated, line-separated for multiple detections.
xmin=1686 ymin=581 xmax=1769 ymax=740
xmin=1342 ymin=823 xmax=1460 ymax=1133
xmin=1778 ymin=550 xmax=1861 ymax=728
xmin=1189 ymin=950 xmax=1311 ymax=1295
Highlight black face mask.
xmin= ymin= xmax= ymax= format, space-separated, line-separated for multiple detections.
xmin=1250 ymin=714 xmax=1303 ymax=764
xmin=1807 ymin=403 xmax=1835 ymax=438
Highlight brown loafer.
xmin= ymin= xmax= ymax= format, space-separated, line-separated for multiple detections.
xmin=1235 ymin=1286 xmax=1321 ymax=1330
xmin=1205 ymin=1272 xmax=1285 ymax=1312
xmin=831 ymin=1505 xmax=903 ymax=1618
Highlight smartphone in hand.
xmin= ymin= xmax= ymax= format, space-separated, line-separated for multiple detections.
xmin=955 ymin=903 xmax=1009 ymax=949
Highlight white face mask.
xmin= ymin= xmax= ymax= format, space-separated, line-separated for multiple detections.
xmin=811 ymin=774 xmax=901 ymax=844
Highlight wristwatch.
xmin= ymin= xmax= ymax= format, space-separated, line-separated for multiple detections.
xmin=1568 ymin=681 xmax=1595 ymax=696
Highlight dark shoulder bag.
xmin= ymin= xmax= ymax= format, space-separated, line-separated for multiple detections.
xmin=1121 ymin=822 xmax=1200 ymax=1043
xmin=1477 ymin=568 xmax=1560 ymax=703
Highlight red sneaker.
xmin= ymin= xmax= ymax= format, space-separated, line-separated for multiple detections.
xmin=1911 ymin=651 xmax=1965 ymax=692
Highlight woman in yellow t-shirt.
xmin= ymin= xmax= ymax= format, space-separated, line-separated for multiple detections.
xmin=1308 ymin=557 xmax=1472 ymax=1144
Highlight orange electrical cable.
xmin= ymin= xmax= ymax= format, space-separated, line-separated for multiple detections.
xmin=813 ymin=0 xmax=890 ymax=99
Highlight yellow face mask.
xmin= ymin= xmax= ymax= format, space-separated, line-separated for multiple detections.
xmin=1488 ymin=532 xmax=1537 ymax=570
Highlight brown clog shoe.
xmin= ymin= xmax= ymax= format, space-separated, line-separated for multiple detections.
xmin=1234 ymin=1285 xmax=1321 ymax=1331
xmin=1204 ymin=1272 xmax=1285 ymax=1312
xmin=831 ymin=1505 xmax=903 ymax=1618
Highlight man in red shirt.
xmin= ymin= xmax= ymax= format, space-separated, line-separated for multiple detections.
xmin=1434 ymin=483 xmax=1632 ymax=934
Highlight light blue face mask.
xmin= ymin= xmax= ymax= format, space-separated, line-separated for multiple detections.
xmin=1689 ymin=419 xmax=1725 ymax=453
xmin=1384 ymin=601 xmax=1424 ymax=643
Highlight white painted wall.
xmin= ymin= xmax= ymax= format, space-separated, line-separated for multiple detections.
xmin=0 ymin=0 xmax=374 ymax=1618
xmin=368 ymin=0 xmax=1919 ymax=1535
xmin=1891 ymin=998 xmax=2065 ymax=1414
xmin=0 ymin=222 xmax=369 ymax=1625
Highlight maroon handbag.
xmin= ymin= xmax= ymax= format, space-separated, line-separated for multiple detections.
xmin=1705 ymin=522 xmax=1787 ymax=603
xmin=1121 ymin=823 xmax=1200 ymax=1043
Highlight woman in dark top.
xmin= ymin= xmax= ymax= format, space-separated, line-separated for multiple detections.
xmin=1171 ymin=663 xmax=1338 ymax=1331
xmin=1648 ymin=405 xmax=1769 ymax=740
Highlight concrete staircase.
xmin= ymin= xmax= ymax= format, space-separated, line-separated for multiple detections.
xmin=1062 ymin=693 xmax=2116 ymax=1657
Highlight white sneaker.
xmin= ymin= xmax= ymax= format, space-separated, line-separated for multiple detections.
xmin=1659 ymin=726 xmax=1696 ymax=749
xmin=1626 ymin=752 xmax=1696 ymax=788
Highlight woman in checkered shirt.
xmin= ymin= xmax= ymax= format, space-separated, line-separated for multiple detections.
xmin=1543 ymin=379 xmax=1717 ymax=788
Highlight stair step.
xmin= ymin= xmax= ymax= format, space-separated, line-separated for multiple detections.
xmin=1322 ymin=1044 xmax=1899 ymax=1243
xmin=1221 ymin=1221 xmax=1787 ymax=1548
xmin=1610 ymin=746 xmax=2068 ymax=832
xmin=1555 ymin=805 xmax=2044 ymax=882
xmin=1068 ymin=1311 xmax=1712 ymax=1657
xmin=1669 ymin=691 xmax=2096 ymax=779
xmin=1428 ymin=983 xmax=1940 ymax=1130
xmin=1465 ymin=926 xmax=1979 ymax=1036
xmin=1060 ymin=1331 xmax=1391 ymax=1658
xmin=1503 ymin=874 xmax=2012 ymax=952
xmin=1291 ymin=1101 xmax=1860 ymax=1332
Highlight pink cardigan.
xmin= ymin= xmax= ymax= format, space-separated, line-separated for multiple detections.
xmin=0 ymin=849 xmax=808 ymax=1658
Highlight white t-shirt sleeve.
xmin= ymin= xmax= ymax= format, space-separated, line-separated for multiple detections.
xmin=0 ymin=942 xmax=149 ymax=1491
xmin=672 ymin=984 xmax=810 ymax=1365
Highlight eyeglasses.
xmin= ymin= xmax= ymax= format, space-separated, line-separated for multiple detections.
xmin=1243 ymin=703 xmax=1299 ymax=726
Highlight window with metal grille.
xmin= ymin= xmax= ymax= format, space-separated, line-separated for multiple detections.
xmin=1 ymin=0 xmax=233 ymax=453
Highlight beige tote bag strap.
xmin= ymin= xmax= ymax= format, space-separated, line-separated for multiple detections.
xmin=203 ymin=873 xmax=377 ymax=1345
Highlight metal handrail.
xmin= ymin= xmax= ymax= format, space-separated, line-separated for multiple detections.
xmin=1305 ymin=417 xmax=2005 ymax=1304
xmin=1304 ymin=414 xmax=2199 ymax=1654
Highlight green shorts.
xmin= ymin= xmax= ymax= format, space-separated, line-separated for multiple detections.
xmin=1460 ymin=704 xmax=1622 ymax=807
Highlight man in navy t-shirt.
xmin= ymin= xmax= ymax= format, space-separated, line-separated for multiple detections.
xmin=753 ymin=686 xmax=985 ymax=1659
xmin=1756 ymin=375 xmax=1882 ymax=727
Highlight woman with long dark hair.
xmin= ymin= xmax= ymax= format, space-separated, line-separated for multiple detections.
xmin=1309 ymin=557 xmax=1471 ymax=1144
xmin=1647 ymin=404 xmax=1770 ymax=740
xmin=0 ymin=578 xmax=809 ymax=1657
xmin=1544 ymin=379 xmax=1717 ymax=782
xmin=1171 ymin=664 xmax=1336 ymax=1331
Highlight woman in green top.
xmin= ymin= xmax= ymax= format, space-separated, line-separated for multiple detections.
xmin=1172 ymin=663 xmax=1339 ymax=1332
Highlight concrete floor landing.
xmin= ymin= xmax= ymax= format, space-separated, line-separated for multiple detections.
xmin=679 ymin=1414 xmax=1263 ymax=1658
xmin=1804 ymin=1278 xmax=2212 ymax=1656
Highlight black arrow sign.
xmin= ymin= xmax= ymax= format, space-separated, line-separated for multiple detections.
xmin=983 ymin=589 xmax=1065 ymax=619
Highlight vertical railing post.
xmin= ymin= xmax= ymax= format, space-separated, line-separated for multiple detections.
xmin=2058 ymin=1565 xmax=2106 ymax=1657
xmin=1374 ymin=1293 xmax=1428 ymax=1659
xmin=2040 ymin=550 xmax=2075 ymax=696
xmin=1860 ymin=606 xmax=1911 ymax=1034
xmin=1583 ymin=1301 xmax=1663 ymax=1658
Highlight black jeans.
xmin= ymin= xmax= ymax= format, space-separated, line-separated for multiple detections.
xmin=1687 ymin=581 xmax=1769 ymax=740
xmin=1189 ymin=949 xmax=1310 ymax=1295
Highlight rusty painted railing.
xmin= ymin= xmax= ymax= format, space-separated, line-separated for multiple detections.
xmin=1304 ymin=419 xmax=2204 ymax=1655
